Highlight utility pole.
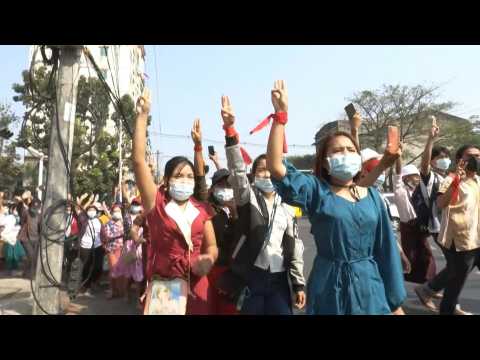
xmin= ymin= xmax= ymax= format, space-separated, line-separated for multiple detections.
xmin=33 ymin=46 xmax=82 ymax=315
xmin=118 ymin=118 xmax=123 ymax=203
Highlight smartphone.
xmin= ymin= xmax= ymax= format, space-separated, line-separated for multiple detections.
xmin=208 ymin=145 xmax=215 ymax=156
xmin=387 ymin=126 xmax=400 ymax=153
xmin=344 ymin=103 xmax=357 ymax=120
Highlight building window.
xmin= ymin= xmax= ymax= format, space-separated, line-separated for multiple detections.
xmin=101 ymin=46 xmax=108 ymax=57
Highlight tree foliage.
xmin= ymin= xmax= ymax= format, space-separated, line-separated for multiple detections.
xmin=11 ymin=66 xmax=137 ymax=202
xmin=348 ymin=84 xmax=456 ymax=152
xmin=286 ymin=154 xmax=316 ymax=171
xmin=0 ymin=103 xmax=22 ymax=194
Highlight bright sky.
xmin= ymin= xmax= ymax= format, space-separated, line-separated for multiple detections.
xmin=2 ymin=45 xmax=480 ymax=171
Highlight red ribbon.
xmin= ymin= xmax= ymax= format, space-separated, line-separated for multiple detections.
xmin=223 ymin=125 xmax=252 ymax=165
xmin=194 ymin=144 xmax=203 ymax=152
xmin=450 ymin=175 xmax=461 ymax=205
xmin=249 ymin=113 xmax=288 ymax=153
xmin=240 ymin=147 xmax=252 ymax=165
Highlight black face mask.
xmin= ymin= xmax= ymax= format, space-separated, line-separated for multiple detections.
xmin=465 ymin=156 xmax=480 ymax=174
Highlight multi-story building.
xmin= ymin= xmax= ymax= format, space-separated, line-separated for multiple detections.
xmin=29 ymin=45 xmax=146 ymax=135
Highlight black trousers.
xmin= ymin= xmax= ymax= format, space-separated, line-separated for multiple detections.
xmin=79 ymin=246 xmax=104 ymax=289
xmin=20 ymin=240 xmax=38 ymax=279
xmin=439 ymin=245 xmax=480 ymax=315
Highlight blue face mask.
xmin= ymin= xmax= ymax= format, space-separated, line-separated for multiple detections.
xmin=327 ymin=153 xmax=362 ymax=182
xmin=435 ymin=158 xmax=451 ymax=171
xmin=374 ymin=174 xmax=386 ymax=189
xmin=169 ymin=181 xmax=194 ymax=201
xmin=254 ymin=177 xmax=275 ymax=193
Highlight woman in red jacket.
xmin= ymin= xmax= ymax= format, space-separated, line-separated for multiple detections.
xmin=132 ymin=89 xmax=218 ymax=315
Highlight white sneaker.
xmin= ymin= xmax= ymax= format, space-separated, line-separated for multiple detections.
xmin=454 ymin=307 xmax=473 ymax=315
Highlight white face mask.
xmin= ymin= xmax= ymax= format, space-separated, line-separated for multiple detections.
xmin=112 ymin=212 xmax=122 ymax=221
xmin=87 ymin=210 xmax=97 ymax=219
xmin=435 ymin=158 xmax=451 ymax=171
xmin=169 ymin=181 xmax=195 ymax=201
xmin=254 ymin=177 xmax=275 ymax=193
xmin=327 ymin=153 xmax=362 ymax=181
xmin=130 ymin=205 xmax=142 ymax=214
xmin=213 ymin=187 xmax=234 ymax=203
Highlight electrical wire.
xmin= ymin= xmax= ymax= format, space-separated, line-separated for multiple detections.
xmin=24 ymin=47 xmax=100 ymax=314
xmin=83 ymin=47 xmax=133 ymax=139
xmin=148 ymin=130 xmax=313 ymax=149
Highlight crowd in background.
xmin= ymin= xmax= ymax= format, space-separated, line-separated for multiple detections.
xmin=1 ymin=80 xmax=480 ymax=316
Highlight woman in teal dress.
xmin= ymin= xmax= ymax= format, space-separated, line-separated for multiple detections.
xmin=265 ymin=80 xmax=406 ymax=315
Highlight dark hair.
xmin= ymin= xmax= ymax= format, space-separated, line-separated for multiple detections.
xmin=30 ymin=198 xmax=41 ymax=209
xmin=314 ymin=131 xmax=361 ymax=183
xmin=163 ymin=156 xmax=195 ymax=183
xmin=251 ymin=154 xmax=267 ymax=177
xmin=431 ymin=146 xmax=450 ymax=160
xmin=455 ymin=144 xmax=480 ymax=161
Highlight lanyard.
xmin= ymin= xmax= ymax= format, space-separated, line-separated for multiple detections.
xmin=261 ymin=195 xmax=279 ymax=251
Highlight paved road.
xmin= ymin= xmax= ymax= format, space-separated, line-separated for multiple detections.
xmin=297 ymin=217 xmax=480 ymax=315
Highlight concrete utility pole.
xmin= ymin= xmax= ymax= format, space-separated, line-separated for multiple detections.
xmin=33 ymin=46 xmax=82 ymax=315
xmin=118 ymin=119 xmax=123 ymax=203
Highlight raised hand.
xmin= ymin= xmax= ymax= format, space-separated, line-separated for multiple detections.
xmin=350 ymin=113 xmax=362 ymax=131
xmin=191 ymin=118 xmax=202 ymax=145
xmin=208 ymin=151 xmax=219 ymax=163
xmin=456 ymin=159 xmax=467 ymax=179
xmin=271 ymin=80 xmax=288 ymax=113
xmin=136 ymin=88 xmax=151 ymax=116
xmin=76 ymin=193 xmax=89 ymax=207
xmin=221 ymin=95 xmax=235 ymax=128
xmin=101 ymin=201 xmax=109 ymax=212
xmin=428 ymin=115 xmax=440 ymax=139
xmin=381 ymin=142 xmax=403 ymax=170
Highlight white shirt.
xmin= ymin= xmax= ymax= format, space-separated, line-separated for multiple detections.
xmin=254 ymin=194 xmax=289 ymax=273
xmin=393 ymin=175 xmax=417 ymax=223
xmin=80 ymin=218 xmax=102 ymax=249
xmin=165 ymin=200 xmax=199 ymax=251
xmin=0 ymin=213 xmax=20 ymax=246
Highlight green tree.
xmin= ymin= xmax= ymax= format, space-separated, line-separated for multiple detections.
xmin=286 ymin=154 xmax=316 ymax=170
xmin=0 ymin=103 xmax=23 ymax=194
xmin=348 ymin=84 xmax=455 ymax=152
xmin=12 ymin=66 xmax=56 ymax=152
xmin=12 ymin=66 xmax=124 ymax=201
